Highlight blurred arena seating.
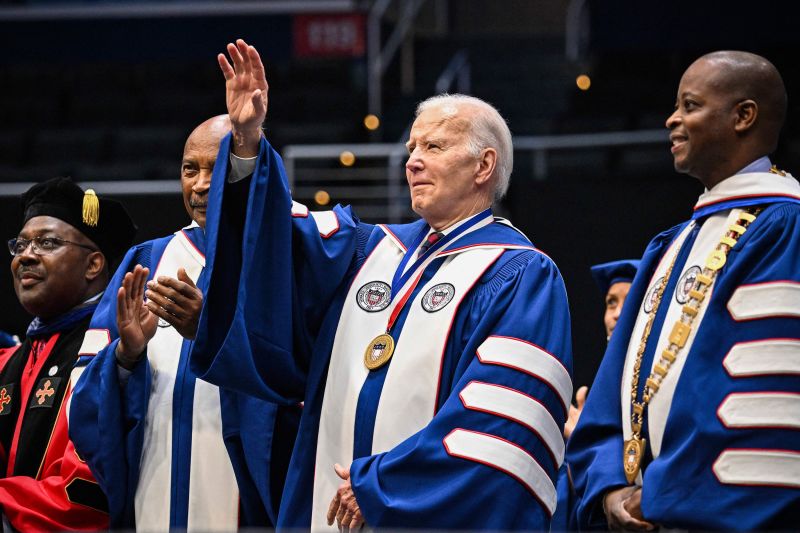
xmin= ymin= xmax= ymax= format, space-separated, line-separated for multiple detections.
xmin=0 ymin=57 xmax=365 ymax=182
xmin=1 ymin=0 xmax=797 ymax=188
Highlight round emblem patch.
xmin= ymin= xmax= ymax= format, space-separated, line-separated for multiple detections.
xmin=356 ymin=281 xmax=391 ymax=312
xmin=643 ymin=276 xmax=664 ymax=314
xmin=675 ymin=265 xmax=701 ymax=304
xmin=421 ymin=283 xmax=456 ymax=313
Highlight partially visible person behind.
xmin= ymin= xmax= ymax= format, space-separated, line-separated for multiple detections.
xmin=553 ymin=259 xmax=639 ymax=531
xmin=591 ymin=259 xmax=640 ymax=342
xmin=564 ymin=259 xmax=640 ymax=440
xmin=0 ymin=177 xmax=135 ymax=530
xmin=568 ymin=50 xmax=800 ymax=530
xmin=70 ymin=115 xmax=298 ymax=530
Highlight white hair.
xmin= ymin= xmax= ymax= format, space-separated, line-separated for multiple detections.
xmin=415 ymin=93 xmax=513 ymax=201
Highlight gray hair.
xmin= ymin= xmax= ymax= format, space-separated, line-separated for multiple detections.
xmin=415 ymin=94 xmax=513 ymax=201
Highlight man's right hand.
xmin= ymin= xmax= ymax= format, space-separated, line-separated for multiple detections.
xmin=564 ymin=384 xmax=588 ymax=439
xmin=115 ymin=265 xmax=158 ymax=370
xmin=218 ymin=38 xmax=267 ymax=157
xmin=603 ymin=485 xmax=656 ymax=531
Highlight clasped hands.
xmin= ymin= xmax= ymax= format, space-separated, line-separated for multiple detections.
xmin=603 ymin=485 xmax=655 ymax=531
xmin=115 ymin=264 xmax=203 ymax=369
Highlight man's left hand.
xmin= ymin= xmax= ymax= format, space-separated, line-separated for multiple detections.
xmin=144 ymin=268 xmax=203 ymax=340
xmin=327 ymin=463 xmax=364 ymax=531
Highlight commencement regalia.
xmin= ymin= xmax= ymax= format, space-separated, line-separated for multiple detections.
xmin=70 ymin=224 xmax=297 ymax=530
xmin=191 ymin=135 xmax=574 ymax=530
xmin=567 ymin=161 xmax=800 ymax=530
xmin=0 ymin=177 xmax=136 ymax=531
xmin=589 ymin=260 xmax=640 ymax=296
xmin=0 ymin=308 xmax=108 ymax=531
xmin=552 ymin=259 xmax=640 ymax=532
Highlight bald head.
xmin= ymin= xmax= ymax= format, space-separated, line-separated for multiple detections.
xmin=182 ymin=114 xmax=230 ymax=228
xmin=667 ymin=51 xmax=788 ymax=188
xmin=693 ymin=51 xmax=787 ymax=151
xmin=185 ymin=114 xmax=231 ymax=154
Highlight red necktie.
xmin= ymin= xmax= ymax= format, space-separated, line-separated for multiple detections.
xmin=418 ymin=231 xmax=444 ymax=258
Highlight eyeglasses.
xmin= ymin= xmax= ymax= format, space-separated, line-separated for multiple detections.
xmin=7 ymin=236 xmax=98 ymax=257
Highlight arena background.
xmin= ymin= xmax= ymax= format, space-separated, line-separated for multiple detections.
xmin=0 ymin=0 xmax=797 ymax=389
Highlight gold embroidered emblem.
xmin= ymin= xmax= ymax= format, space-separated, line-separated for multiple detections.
xmin=35 ymin=379 xmax=55 ymax=405
xmin=0 ymin=387 xmax=11 ymax=414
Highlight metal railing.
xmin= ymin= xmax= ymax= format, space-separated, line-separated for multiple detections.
xmin=0 ymin=129 xmax=669 ymax=205
xmin=515 ymin=129 xmax=668 ymax=181
xmin=0 ymin=0 xmax=359 ymax=20
xmin=565 ymin=0 xmax=589 ymax=62
xmin=283 ymin=142 xmax=411 ymax=221
xmin=392 ymin=47 xmax=472 ymax=178
xmin=0 ymin=180 xmax=180 ymax=197
xmin=434 ymin=49 xmax=471 ymax=95
xmin=367 ymin=0 xmax=428 ymax=119
xmin=283 ymin=128 xmax=670 ymax=223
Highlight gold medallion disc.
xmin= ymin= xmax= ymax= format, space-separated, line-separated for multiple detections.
xmin=364 ymin=333 xmax=395 ymax=370
xmin=623 ymin=436 xmax=646 ymax=484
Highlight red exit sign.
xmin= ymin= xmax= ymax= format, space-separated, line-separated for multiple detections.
xmin=293 ymin=14 xmax=366 ymax=58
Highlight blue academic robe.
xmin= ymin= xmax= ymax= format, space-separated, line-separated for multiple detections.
xmin=191 ymin=135 xmax=574 ymax=530
xmin=70 ymin=225 xmax=297 ymax=529
xmin=567 ymin=170 xmax=800 ymax=530
xmin=551 ymin=463 xmax=577 ymax=531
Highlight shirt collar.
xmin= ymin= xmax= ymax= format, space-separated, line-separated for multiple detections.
xmin=428 ymin=210 xmax=489 ymax=238
xmin=734 ymin=156 xmax=772 ymax=175
xmin=83 ymin=291 xmax=104 ymax=304
xmin=26 ymin=296 xmax=101 ymax=338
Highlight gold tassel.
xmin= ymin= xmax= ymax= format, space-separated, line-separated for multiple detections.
xmin=82 ymin=189 xmax=99 ymax=227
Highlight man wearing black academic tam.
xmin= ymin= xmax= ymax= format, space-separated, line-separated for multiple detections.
xmin=0 ymin=177 xmax=135 ymax=531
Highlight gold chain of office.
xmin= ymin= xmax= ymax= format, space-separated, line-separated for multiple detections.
xmin=622 ymin=204 xmax=763 ymax=484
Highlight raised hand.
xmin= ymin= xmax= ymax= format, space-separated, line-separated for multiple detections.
xmin=115 ymin=265 xmax=158 ymax=369
xmin=327 ymin=463 xmax=365 ymax=531
xmin=218 ymin=38 xmax=267 ymax=157
xmin=145 ymin=268 xmax=203 ymax=341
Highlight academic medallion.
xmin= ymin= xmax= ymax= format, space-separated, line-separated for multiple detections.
xmin=623 ymin=436 xmax=646 ymax=484
xmin=364 ymin=333 xmax=395 ymax=370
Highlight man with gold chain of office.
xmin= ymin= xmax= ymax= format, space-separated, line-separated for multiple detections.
xmin=567 ymin=51 xmax=800 ymax=530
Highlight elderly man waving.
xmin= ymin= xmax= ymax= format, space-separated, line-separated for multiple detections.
xmin=191 ymin=39 xmax=573 ymax=531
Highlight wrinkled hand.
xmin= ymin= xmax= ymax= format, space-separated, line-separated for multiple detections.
xmin=144 ymin=268 xmax=203 ymax=340
xmin=564 ymin=385 xmax=589 ymax=439
xmin=115 ymin=265 xmax=157 ymax=369
xmin=603 ymin=486 xmax=655 ymax=531
xmin=218 ymin=38 xmax=267 ymax=156
xmin=326 ymin=463 xmax=364 ymax=531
